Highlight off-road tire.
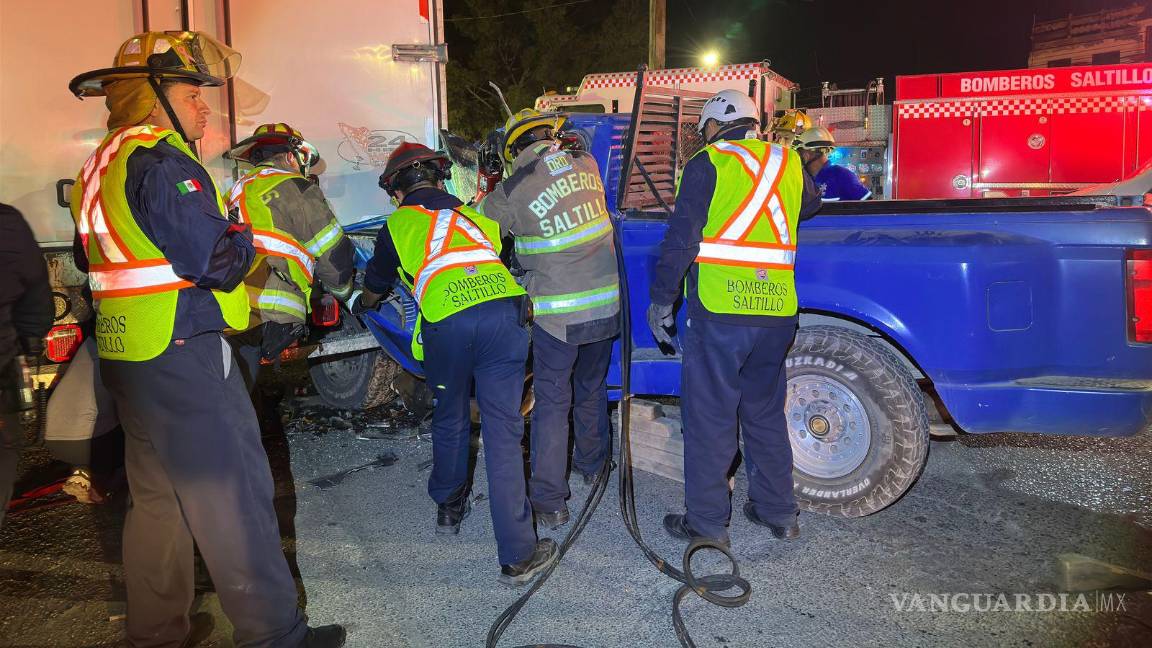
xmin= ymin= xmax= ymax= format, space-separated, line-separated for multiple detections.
xmin=786 ymin=326 xmax=930 ymax=517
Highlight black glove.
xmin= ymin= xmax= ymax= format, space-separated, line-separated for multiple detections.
xmin=646 ymin=302 xmax=675 ymax=349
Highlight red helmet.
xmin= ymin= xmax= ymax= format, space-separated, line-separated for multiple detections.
xmin=378 ymin=142 xmax=451 ymax=196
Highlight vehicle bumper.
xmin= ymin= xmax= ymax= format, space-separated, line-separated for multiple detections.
xmin=938 ymin=377 xmax=1152 ymax=437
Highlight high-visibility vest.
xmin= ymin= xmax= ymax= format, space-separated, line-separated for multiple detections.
xmin=71 ymin=125 xmax=250 ymax=361
xmin=388 ymin=204 xmax=524 ymax=360
xmin=688 ymin=138 xmax=803 ymax=317
xmin=226 ymin=166 xmax=343 ymax=320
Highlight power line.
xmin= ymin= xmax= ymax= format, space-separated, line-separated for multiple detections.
xmin=444 ymin=0 xmax=594 ymax=22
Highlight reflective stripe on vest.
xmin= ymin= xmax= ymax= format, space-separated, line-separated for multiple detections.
xmin=513 ymin=216 xmax=612 ymax=256
xmin=533 ymin=283 xmax=620 ymax=315
xmin=87 ymin=259 xmax=193 ymax=298
xmin=305 ymin=220 xmax=343 ymax=256
xmin=696 ymin=141 xmax=796 ymax=269
xmin=256 ymin=289 xmax=307 ymax=318
xmin=412 ymin=210 xmax=503 ymax=302
xmin=226 ymin=167 xmax=299 ymax=217
xmin=252 ymin=230 xmax=316 ymax=283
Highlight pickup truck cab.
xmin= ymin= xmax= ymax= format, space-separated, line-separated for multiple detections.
xmin=309 ymin=107 xmax=1152 ymax=518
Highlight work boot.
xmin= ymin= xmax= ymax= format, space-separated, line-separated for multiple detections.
xmin=580 ymin=459 xmax=616 ymax=486
xmin=62 ymin=467 xmax=107 ymax=505
xmin=498 ymin=538 xmax=558 ymax=587
xmin=436 ymin=497 xmax=471 ymax=535
xmin=742 ymin=502 xmax=800 ymax=541
xmin=301 ymin=624 xmax=347 ymax=648
xmin=178 ymin=612 xmax=215 ymax=648
xmin=535 ymin=507 xmax=570 ymax=530
xmin=662 ymin=514 xmax=730 ymax=548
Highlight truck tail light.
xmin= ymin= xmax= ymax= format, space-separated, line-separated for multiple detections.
xmin=1128 ymin=249 xmax=1152 ymax=344
xmin=44 ymin=324 xmax=84 ymax=363
xmin=311 ymin=294 xmax=340 ymax=328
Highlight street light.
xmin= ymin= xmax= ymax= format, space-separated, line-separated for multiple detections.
xmin=700 ymin=50 xmax=719 ymax=67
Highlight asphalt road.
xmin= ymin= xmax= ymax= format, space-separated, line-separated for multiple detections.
xmin=1 ymin=370 xmax=1150 ymax=648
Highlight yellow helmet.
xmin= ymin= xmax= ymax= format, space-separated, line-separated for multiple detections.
xmin=69 ymin=31 xmax=241 ymax=97
xmin=770 ymin=109 xmax=813 ymax=145
xmin=227 ymin=123 xmax=325 ymax=174
xmin=501 ymin=108 xmax=565 ymax=163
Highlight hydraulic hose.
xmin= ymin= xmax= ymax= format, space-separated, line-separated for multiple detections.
xmin=485 ymin=215 xmax=751 ymax=648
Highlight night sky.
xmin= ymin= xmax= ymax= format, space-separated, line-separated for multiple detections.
xmin=665 ymin=0 xmax=1141 ymax=90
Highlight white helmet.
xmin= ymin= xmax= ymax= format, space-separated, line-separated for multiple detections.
xmin=696 ymin=89 xmax=758 ymax=133
xmin=794 ymin=126 xmax=836 ymax=151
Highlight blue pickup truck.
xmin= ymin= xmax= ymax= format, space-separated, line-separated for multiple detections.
xmin=307 ymin=105 xmax=1152 ymax=518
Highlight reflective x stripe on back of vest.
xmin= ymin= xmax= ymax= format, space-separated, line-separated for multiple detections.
xmin=698 ymin=141 xmax=795 ymax=269
xmin=77 ymin=127 xmax=195 ymax=298
xmin=413 ymin=209 xmax=501 ymax=301
xmin=78 ymin=127 xmax=163 ymax=264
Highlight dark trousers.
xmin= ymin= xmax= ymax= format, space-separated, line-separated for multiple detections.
xmin=681 ymin=317 xmax=798 ymax=540
xmin=101 ymin=333 xmax=307 ymax=648
xmin=529 ymin=327 xmax=613 ymax=513
xmin=229 ymin=332 xmax=264 ymax=394
xmin=0 ymin=404 xmax=19 ymax=531
xmin=422 ymin=298 xmax=537 ymax=566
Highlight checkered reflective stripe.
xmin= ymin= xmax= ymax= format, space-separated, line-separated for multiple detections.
xmin=582 ymin=62 xmax=763 ymax=90
xmin=898 ymin=95 xmax=1147 ymax=119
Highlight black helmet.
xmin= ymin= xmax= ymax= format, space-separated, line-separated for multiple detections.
xmin=378 ymin=142 xmax=451 ymax=197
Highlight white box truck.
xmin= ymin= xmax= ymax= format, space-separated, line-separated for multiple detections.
xmin=0 ymin=0 xmax=447 ymax=389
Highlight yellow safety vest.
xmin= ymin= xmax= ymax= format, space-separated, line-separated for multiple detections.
xmin=687 ymin=138 xmax=803 ymax=317
xmin=71 ymin=125 xmax=249 ymax=361
xmin=388 ymin=204 xmax=524 ymax=360
xmin=226 ymin=166 xmax=341 ymax=320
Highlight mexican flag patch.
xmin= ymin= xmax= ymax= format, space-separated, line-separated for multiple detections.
xmin=177 ymin=178 xmax=202 ymax=195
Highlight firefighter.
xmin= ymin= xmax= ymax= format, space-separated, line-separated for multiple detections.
xmin=648 ymin=89 xmax=822 ymax=546
xmin=67 ymin=31 xmax=344 ymax=647
xmin=224 ymin=123 xmax=354 ymax=388
xmin=794 ymin=126 xmax=872 ymax=201
xmin=478 ymin=108 xmax=619 ymax=530
xmin=358 ymin=142 xmax=558 ymax=587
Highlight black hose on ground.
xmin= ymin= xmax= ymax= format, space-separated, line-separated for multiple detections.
xmin=485 ymin=215 xmax=750 ymax=648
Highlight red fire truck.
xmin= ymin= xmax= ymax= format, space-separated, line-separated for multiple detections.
xmin=891 ymin=62 xmax=1152 ymax=199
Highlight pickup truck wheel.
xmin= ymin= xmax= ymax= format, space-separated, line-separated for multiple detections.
xmin=308 ymin=313 xmax=401 ymax=411
xmin=785 ymin=326 xmax=930 ymax=517
xmin=309 ymin=350 xmax=401 ymax=411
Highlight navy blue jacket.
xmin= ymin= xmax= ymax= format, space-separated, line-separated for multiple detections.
xmin=650 ymin=130 xmax=822 ymax=327
xmin=75 ymin=140 xmax=254 ymax=340
xmin=363 ymin=187 xmax=464 ymax=295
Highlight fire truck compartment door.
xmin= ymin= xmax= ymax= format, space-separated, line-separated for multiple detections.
xmin=1137 ymin=105 xmax=1152 ymax=178
xmin=1049 ymin=108 xmax=1127 ymax=184
xmin=895 ymin=109 xmax=974 ymax=199
xmin=978 ymin=113 xmax=1050 ymax=185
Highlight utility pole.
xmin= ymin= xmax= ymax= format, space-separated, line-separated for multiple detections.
xmin=649 ymin=0 xmax=666 ymax=70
